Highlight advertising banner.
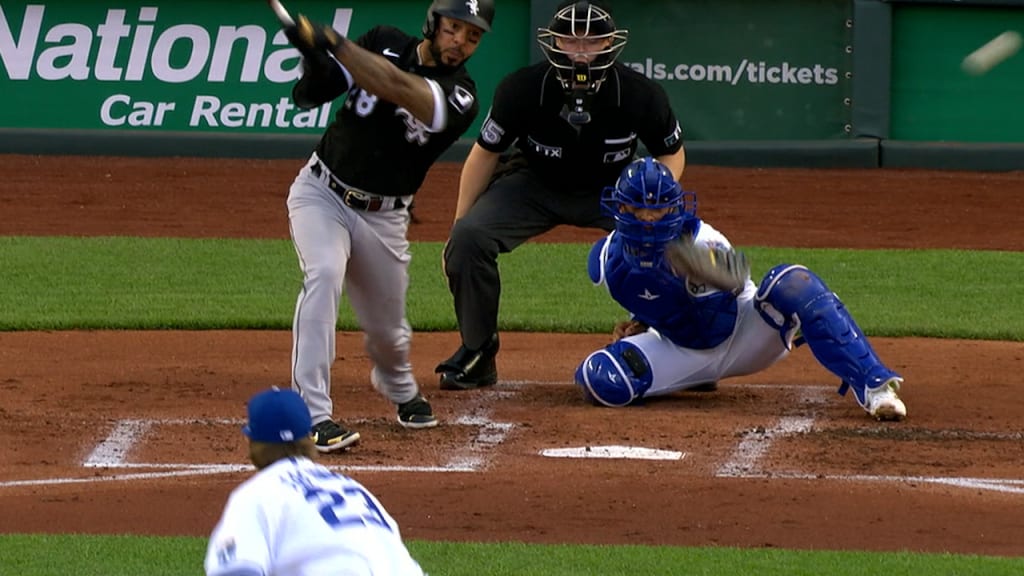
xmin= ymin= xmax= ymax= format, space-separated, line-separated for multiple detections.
xmin=616 ymin=0 xmax=853 ymax=140
xmin=0 ymin=0 xmax=527 ymax=134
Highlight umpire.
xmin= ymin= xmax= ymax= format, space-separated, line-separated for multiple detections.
xmin=436 ymin=0 xmax=685 ymax=390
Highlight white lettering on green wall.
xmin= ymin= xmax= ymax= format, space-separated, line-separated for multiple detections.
xmin=0 ymin=4 xmax=353 ymax=83
xmin=98 ymin=92 xmax=333 ymax=128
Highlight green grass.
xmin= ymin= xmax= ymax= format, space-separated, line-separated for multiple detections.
xmin=0 ymin=236 xmax=1021 ymax=339
xmin=1 ymin=535 xmax=1022 ymax=576
xmin=1 ymin=236 xmax=1022 ymax=574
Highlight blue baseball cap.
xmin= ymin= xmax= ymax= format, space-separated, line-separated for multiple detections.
xmin=242 ymin=387 xmax=313 ymax=443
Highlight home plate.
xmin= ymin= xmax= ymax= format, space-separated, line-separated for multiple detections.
xmin=540 ymin=445 xmax=684 ymax=461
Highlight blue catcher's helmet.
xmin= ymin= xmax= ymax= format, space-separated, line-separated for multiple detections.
xmin=601 ymin=157 xmax=697 ymax=263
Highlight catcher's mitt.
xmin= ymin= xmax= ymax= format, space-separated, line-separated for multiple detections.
xmin=665 ymin=239 xmax=750 ymax=292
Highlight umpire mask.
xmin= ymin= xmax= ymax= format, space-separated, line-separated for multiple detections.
xmin=537 ymin=1 xmax=628 ymax=125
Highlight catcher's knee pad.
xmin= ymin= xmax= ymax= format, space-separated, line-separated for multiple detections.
xmin=754 ymin=264 xmax=816 ymax=348
xmin=574 ymin=341 xmax=653 ymax=407
xmin=754 ymin=264 xmax=898 ymax=402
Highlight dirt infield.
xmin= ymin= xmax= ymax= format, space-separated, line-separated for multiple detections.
xmin=1 ymin=155 xmax=1023 ymax=557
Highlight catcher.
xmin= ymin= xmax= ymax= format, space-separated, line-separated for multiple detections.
xmin=574 ymin=157 xmax=907 ymax=421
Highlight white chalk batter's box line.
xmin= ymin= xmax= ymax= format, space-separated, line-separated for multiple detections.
xmin=2 ymin=382 xmax=1023 ymax=495
xmin=714 ymin=386 xmax=1024 ymax=495
xmin=0 ymin=387 xmax=519 ymax=489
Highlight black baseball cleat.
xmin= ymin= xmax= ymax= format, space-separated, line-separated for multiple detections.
xmin=312 ymin=419 xmax=360 ymax=453
xmin=397 ymin=394 xmax=438 ymax=429
xmin=435 ymin=333 xmax=499 ymax=390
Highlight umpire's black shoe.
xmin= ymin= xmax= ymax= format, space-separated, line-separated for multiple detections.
xmin=436 ymin=333 xmax=499 ymax=391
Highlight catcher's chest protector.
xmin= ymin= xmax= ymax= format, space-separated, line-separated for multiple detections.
xmin=603 ymin=239 xmax=739 ymax=350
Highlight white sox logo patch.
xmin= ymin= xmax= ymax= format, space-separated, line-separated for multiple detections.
xmin=448 ymin=85 xmax=475 ymax=114
xmin=466 ymin=0 xmax=480 ymax=15
xmin=396 ymin=108 xmax=429 ymax=145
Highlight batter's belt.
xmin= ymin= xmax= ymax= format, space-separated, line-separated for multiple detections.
xmin=310 ymin=158 xmax=412 ymax=212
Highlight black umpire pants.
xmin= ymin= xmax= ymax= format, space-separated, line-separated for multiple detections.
xmin=442 ymin=167 xmax=614 ymax=351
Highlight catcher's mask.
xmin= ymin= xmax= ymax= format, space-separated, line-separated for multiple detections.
xmin=422 ymin=0 xmax=495 ymax=38
xmin=537 ymin=1 xmax=628 ymax=125
xmin=601 ymin=157 xmax=697 ymax=266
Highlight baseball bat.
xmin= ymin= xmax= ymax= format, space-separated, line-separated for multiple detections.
xmin=266 ymin=0 xmax=295 ymax=28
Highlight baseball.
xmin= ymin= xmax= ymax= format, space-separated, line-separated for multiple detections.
xmin=962 ymin=30 xmax=1022 ymax=75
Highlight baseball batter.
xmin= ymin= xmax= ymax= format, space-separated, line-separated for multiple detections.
xmin=205 ymin=388 xmax=425 ymax=576
xmin=575 ymin=157 xmax=908 ymax=421
xmin=438 ymin=0 xmax=684 ymax=390
xmin=281 ymin=0 xmax=495 ymax=451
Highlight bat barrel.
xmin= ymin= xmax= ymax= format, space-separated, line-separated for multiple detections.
xmin=267 ymin=0 xmax=295 ymax=27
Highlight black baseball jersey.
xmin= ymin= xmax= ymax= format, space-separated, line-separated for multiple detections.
xmin=477 ymin=61 xmax=682 ymax=193
xmin=293 ymin=26 xmax=479 ymax=197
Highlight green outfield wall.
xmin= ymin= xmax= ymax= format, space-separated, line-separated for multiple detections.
xmin=615 ymin=0 xmax=854 ymax=141
xmin=1 ymin=0 xmax=1022 ymax=169
xmin=0 ymin=0 xmax=529 ymax=136
xmin=890 ymin=3 xmax=1024 ymax=142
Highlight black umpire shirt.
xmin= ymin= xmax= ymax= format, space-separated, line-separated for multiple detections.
xmin=293 ymin=26 xmax=479 ymax=197
xmin=478 ymin=61 xmax=682 ymax=193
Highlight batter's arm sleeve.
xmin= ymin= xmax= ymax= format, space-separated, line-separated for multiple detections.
xmin=292 ymin=51 xmax=350 ymax=109
xmin=454 ymin=142 xmax=501 ymax=221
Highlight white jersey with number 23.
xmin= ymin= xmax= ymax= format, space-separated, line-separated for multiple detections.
xmin=205 ymin=457 xmax=425 ymax=576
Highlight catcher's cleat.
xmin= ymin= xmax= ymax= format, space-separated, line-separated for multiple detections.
xmin=397 ymin=394 xmax=438 ymax=429
xmin=861 ymin=377 xmax=907 ymax=421
xmin=436 ymin=334 xmax=499 ymax=391
xmin=312 ymin=419 xmax=360 ymax=453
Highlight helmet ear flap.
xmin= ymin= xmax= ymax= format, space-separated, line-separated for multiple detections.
xmin=422 ymin=10 xmax=438 ymax=38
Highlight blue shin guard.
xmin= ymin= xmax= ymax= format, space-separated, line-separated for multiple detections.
xmin=754 ymin=264 xmax=900 ymax=408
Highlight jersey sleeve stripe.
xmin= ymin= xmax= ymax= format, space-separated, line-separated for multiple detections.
xmin=424 ymin=78 xmax=447 ymax=133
